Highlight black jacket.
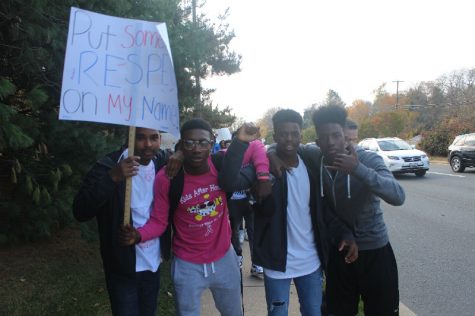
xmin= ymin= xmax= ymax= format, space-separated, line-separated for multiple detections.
xmin=73 ymin=148 xmax=169 ymax=275
xmin=252 ymin=152 xmax=329 ymax=272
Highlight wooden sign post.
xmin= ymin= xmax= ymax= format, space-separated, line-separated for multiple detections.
xmin=123 ymin=126 xmax=136 ymax=226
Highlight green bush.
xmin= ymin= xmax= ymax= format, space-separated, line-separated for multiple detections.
xmin=419 ymin=113 xmax=475 ymax=156
xmin=419 ymin=130 xmax=452 ymax=156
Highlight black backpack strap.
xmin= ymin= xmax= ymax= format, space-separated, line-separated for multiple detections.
xmin=160 ymin=167 xmax=185 ymax=261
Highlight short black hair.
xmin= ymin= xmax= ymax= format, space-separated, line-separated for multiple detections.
xmin=272 ymin=109 xmax=303 ymax=129
xmin=345 ymin=119 xmax=358 ymax=130
xmin=312 ymin=105 xmax=347 ymax=129
xmin=180 ymin=118 xmax=213 ymax=139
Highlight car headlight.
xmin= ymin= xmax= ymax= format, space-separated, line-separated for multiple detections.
xmin=421 ymin=155 xmax=427 ymax=159
xmin=387 ymin=156 xmax=400 ymax=160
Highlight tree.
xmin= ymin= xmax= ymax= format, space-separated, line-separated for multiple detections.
xmin=372 ymin=83 xmax=401 ymax=113
xmin=360 ymin=109 xmax=420 ymax=140
xmin=405 ymin=83 xmax=429 ymax=106
xmin=177 ymin=2 xmax=240 ymax=126
xmin=256 ymin=107 xmax=281 ymax=144
xmin=358 ymin=68 xmax=475 ymax=151
xmin=325 ymin=89 xmax=345 ymax=107
xmin=302 ymin=103 xmax=318 ymax=128
xmin=347 ymin=99 xmax=371 ymax=124
xmin=0 ymin=0 xmax=241 ymax=242
xmin=301 ymin=126 xmax=316 ymax=144
xmin=302 ymin=90 xmax=345 ymax=129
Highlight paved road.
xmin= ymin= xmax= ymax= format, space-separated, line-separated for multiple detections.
xmin=384 ymin=163 xmax=475 ymax=316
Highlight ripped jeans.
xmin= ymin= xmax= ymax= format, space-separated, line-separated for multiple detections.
xmin=263 ymin=267 xmax=322 ymax=316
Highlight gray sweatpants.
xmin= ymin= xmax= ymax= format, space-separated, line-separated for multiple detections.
xmin=171 ymin=246 xmax=242 ymax=316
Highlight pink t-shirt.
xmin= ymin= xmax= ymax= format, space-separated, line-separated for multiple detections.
xmin=138 ymin=157 xmax=231 ymax=264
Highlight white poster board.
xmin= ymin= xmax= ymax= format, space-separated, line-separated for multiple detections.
xmin=59 ymin=7 xmax=179 ymax=137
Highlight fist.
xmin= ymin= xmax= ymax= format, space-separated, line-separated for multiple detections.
xmin=237 ymin=123 xmax=261 ymax=143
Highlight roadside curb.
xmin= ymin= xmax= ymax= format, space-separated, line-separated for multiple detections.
xmin=400 ymin=302 xmax=418 ymax=316
xmin=429 ymin=156 xmax=447 ymax=164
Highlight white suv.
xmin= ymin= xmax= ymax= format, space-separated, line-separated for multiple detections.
xmin=358 ymin=137 xmax=430 ymax=177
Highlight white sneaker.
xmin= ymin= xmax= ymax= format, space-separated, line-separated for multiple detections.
xmin=238 ymin=229 xmax=245 ymax=244
xmin=251 ymin=264 xmax=264 ymax=277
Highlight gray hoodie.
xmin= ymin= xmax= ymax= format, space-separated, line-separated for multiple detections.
xmin=318 ymin=146 xmax=405 ymax=251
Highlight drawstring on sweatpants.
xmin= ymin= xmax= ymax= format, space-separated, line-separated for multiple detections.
xmin=203 ymin=263 xmax=208 ymax=278
xmin=202 ymin=262 xmax=216 ymax=278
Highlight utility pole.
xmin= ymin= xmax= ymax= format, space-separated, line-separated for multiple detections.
xmin=392 ymin=80 xmax=404 ymax=108
xmin=192 ymin=0 xmax=202 ymax=117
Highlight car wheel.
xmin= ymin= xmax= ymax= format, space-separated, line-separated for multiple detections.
xmin=415 ymin=170 xmax=426 ymax=177
xmin=450 ymin=156 xmax=465 ymax=173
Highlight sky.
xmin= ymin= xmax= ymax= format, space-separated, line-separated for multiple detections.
xmin=200 ymin=0 xmax=475 ymax=122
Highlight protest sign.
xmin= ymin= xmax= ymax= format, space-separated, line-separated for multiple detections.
xmin=215 ymin=128 xmax=232 ymax=142
xmin=59 ymin=7 xmax=179 ymax=138
xmin=60 ymin=8 xmax=180 ymax=224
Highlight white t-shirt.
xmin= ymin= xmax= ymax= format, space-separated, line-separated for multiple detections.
xmin=119 ymin=149 xmax=160 ymax=272
xmin=265 ymin=156 xmax=320 ymax=279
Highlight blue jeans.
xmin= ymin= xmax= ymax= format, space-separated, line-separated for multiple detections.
xmin=105 ymin=269 xmax=160 ymax=316
xmin=264 ymin=267 xmax=322 ymax=316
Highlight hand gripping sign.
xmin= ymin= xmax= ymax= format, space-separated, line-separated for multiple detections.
xmin=59 ymin=7 xmax=180 ymax=224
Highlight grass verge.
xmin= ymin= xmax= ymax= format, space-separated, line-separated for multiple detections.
xmin=0 ymin=226 xmax=174 ymax=315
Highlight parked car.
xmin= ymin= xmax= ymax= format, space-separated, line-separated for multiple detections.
xmin=447 ymin=133 xmax=475 ymax=173
xmin=358 ymin=137 xmax=430 ymax=177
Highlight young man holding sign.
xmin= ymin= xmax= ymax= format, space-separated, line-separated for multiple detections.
xmin=73 ymin=127 xmax=178 ymax=316
xmin=121 ymin=119 xmax=264 ymax=316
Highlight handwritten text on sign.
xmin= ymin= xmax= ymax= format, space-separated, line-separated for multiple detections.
xmin=59 ymin=8 xmax=179 ymax=137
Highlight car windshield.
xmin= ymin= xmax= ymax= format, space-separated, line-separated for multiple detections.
xmin=377 ymin=139 xmax=412 ymax=151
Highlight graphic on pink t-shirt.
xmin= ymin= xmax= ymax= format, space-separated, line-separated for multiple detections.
xmin=186 ymin=193 xmax=221 ymax=221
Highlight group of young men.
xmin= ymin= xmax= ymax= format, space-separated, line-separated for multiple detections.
xmin=73 ymin=105 xmax=405 ymax=316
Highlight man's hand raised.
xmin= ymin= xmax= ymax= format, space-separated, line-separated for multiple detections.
xmin=165 ymin=150 xmax=184 ymax=179
xmin=236 ymin=123 xmax=260 ymax=143
xmin=326 ymin=144 xmax=359 ymax=174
